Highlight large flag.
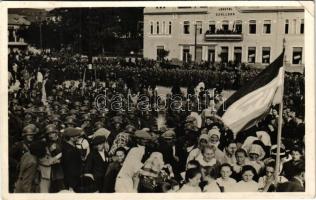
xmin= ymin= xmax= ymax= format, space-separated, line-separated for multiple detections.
xmin=217 ymin=51 xmax=285 ymax=136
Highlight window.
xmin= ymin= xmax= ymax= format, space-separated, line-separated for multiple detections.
xmin=234 ymin=47 xmax=242 ymax=63
xmin=184 ymin=21 xmax=190 ymax=34
xmin=196 ymin=21 xmax=202 ymax=34
xmin=157 ymin=46 xmax=164 ymax=61
xmin=221 ymin=46 xmax=229 ymax=63
xmin=209 ymin=21 xmax=216 ymax=33
xmin=248 ymin=47 xmax=256 ymax=63
xmin=292 ymin=47 xmax=303 ymax=64
xmin=235 ymin=20 xmax=242 ymax=33
xmin=150 ymin=22 xmax=153 ymax=34
xmin=182 ymin=46 xmax=191 ymax=62
xmin=285 ymin=19 xmax=289 ymax=34
xmin=156 ymin=22 xmax=159 ymax=34
xmin=162 ymin=21 xmax=165 ymax=34
xmin=222 ymin=20 xmax=229 ymax=31
xmin=169 ymin=21 xmax=172 ymax=34
xmin=262 ymin=47 xmax=271 ymax=64
xmin=8 ymin=27 xmax=15 ymax=42
xmin=300 ymin=19 xmax=304 ymax=34
xmin=263 ymin=20 xmax=271 ymax=34
xmin=249 ymin=20 xmax=256 ymax=34
xmin=293 ymin=19 xmax=297 ymax=34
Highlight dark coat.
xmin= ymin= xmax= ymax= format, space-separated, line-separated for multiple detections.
xmin=276 ymin=178 xmax=304 ymax=192
xmin=84 ymin=149 xmax=109 ymax=192
xmin=14 ymin=152 xmax=39 ymax=193
xmin=282 ymin=160 xmax=304 ymax=180
xmin=102 ymin=162 xmax=122 ymax=193
xmin=61 ymin=141 xmax=83 ymax=189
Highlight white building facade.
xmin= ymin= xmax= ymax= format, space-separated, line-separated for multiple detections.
xmin=143 ymin=7 xmax=304 ymax=71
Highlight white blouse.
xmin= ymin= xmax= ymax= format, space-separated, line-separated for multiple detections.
xmin=216 ymin=177 xmax=237 ymax=192
xmin=177 ymin=184 xmax=202 ymax=193
xmin=233 ymin=180 xmax=259 ymax=192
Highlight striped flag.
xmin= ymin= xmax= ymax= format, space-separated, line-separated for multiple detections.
xmin=217 ymin=51 xmax=285 ymax=136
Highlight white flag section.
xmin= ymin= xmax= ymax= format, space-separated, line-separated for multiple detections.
xmin=221 ymin=66 xmax=284 ymax=136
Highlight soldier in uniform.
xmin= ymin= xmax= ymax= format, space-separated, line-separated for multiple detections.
xmin=14 ymin=140 xmax=47 ymax=193
xmin=108 ymin=116 xmax=124 ymax=146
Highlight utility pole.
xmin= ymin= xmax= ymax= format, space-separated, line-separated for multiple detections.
xmin=39 ymin=20 xmax=42 ymax=49
xmin=194 ymin=23 xmax=197 ymax=63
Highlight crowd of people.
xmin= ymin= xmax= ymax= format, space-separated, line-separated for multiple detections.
xmin=8 ymin=49 xmax=305 ymax=193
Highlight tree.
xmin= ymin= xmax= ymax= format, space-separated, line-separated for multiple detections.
xmin=47 ymin=8 xmax=143 ymax=58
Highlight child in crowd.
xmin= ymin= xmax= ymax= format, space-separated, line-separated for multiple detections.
xmin=216 ymin=163 xmax=237 ymax=192
xmin=232 ymin=148 xmax=250 ymax=181
xmin=234 ymin=165 xmax=259 ymax=192
xmin=177 ymin=168 xmax=202 ymax=192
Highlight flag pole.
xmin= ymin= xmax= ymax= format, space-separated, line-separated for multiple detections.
xmin=82 ymin=67 xmax=87 ymax=95
xmin=274 ymin=39 xmax=286 ymax=186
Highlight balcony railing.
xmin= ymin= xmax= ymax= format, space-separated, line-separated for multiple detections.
xmin=205 ymin=29 xmax=243 ymax=41
xmin=8 ymin=41 xmax=28 ymax=46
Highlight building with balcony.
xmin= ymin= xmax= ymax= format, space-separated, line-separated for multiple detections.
xmin=143 ymin=7 xmax=304 ymax=71
xmin=8 ymin=14 xmax=31 ymax=52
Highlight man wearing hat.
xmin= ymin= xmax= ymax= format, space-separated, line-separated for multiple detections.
xmin=89 ymin=108 xmax=98 ymax=122
xmin=22 ymin=113 xmax=33 ymax=127
xmin=14 ymin=140 xmax=47 ymax=193
xmin=93 ymin=121 xmax=105 ymax=132
xmin=108 ymin=116 xmax=124 ymax=146
xmin=159 ymin=129 xmax=181 ymax=181
xmin=73 ymin=101 xmax=81 ymax=111
xmin=125 ymin=107 xmax=140 ymax=129
xmin=61 ymin=127 xmax=84 ymax=191
xmin=80 ymin=113 xmax=94 ymax=137
xmin=50 ymin=114 xmax=62 ymax=130
xmin=139 ymin=109 xmax=156 ymax=130
xmin=11 ymin=124 xmax=39 ymax=161
xmin=84 ymin=135 xmax=109 ymax=192
xmin=64 ymin=116 xmax=77 ymax=128
xmin=174 ymin=123 xmax=199 ymax=174
xmin=10 ymin=124 xmax=39 ymax=191
xmin=33 ymin=106 xmax=47 ymax=131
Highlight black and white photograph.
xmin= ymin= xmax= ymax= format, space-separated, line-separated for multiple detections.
xmin=1 ymin=1 xmax=315 ymax=198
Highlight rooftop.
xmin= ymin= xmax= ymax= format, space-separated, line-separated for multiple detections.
xmin=8 ymin=14 xmax=31 ymax=26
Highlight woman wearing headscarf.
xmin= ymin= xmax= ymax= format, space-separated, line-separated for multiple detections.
xmin=114 ymin=129 xmax=154 ymax=192
xmin=208 ymin=128 xmax=225 ymax=163
xmin=186 ymin=134 xmax=211 ymax=165
xmin=246 ymin=144 xmax=266 ymax=174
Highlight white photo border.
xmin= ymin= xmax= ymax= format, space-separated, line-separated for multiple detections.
xmin=0 ymin=1 xmax=314 ymax=199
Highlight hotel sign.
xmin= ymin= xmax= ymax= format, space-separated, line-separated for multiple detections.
xmin=216 ymin=8 xmax=235 ymax=16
